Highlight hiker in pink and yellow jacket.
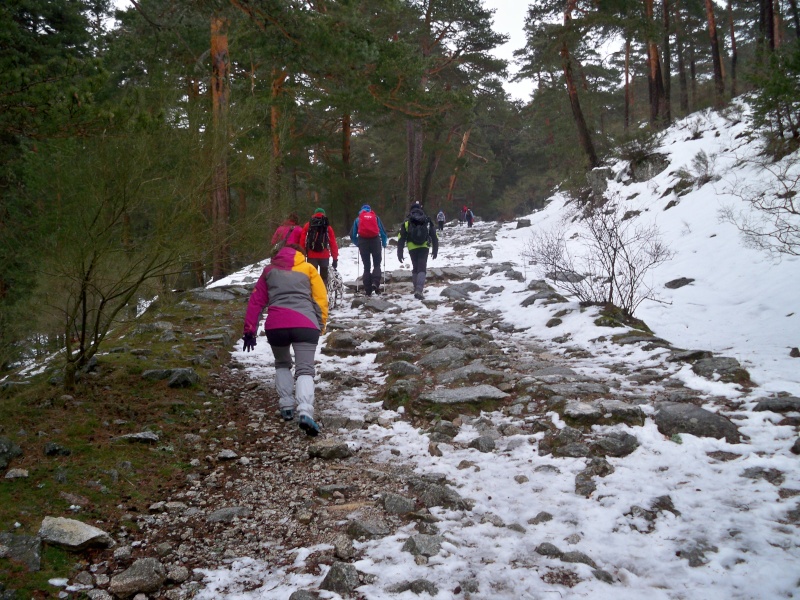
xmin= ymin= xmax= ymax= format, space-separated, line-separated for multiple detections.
xmin=241 ymin=244 xmax=328 ymax=436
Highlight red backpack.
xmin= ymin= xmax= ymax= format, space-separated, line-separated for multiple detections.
xmin=358 ymin=210 xmax=380 ymax=238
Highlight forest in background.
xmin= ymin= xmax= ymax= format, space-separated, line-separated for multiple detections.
xmin=0 ymin=0 xmax=798 ymax=381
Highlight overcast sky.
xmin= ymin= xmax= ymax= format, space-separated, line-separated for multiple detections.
xmin=483 ymin=0 xmax=531 ymax=102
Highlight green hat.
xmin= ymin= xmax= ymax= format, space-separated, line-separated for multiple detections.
xmin=314 ymin=207 xmax=325 ymax=215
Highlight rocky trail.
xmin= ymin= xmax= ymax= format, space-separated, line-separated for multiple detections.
xmin=31 ymin=222 xmax=800 ymax=600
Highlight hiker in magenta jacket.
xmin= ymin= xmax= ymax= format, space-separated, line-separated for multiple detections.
xmin=242 ymin=244 xmax=328 ymax=436
xmin=270 ymin=213 xmax=303 ymax=249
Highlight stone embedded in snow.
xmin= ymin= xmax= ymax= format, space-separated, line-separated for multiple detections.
xmin=468 ymin=436 xmax=496 ymax=453
xmin=108 ymin=557 xmax=166 ymax=597
xmin=402 ymin=534 xmax=444 ymax=557
xmin=383 ymin=493 xmax=416 ymax=515
xmin=691 ymin=357 xmax=751 ymax=384
xmin=654 ymin=402 xmax=741 ymax=443
xmin=38 ymin=516 xmax=113 ymax=551
xmin=665 ymin=277 xmax=695 ymax=289
xmin=320 ymin=562 xmax=360 ymax=595
xmin=753 ymin=396 xmax=800 ymax=413
xmin=346 ymin=519 xmax=390 ymax=540
xmin=419 ymin=385 xmax=508 ymax=404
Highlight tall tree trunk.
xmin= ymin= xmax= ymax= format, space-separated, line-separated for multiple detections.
xmin=673 ymin=0 xmax=689 ymax=113
xmin=210 ymin=15 xmax=230 ymax=280
xmin=765 ymin=0 xmax=776 ymax=50
xmin=624 ymin=38 xmax=631 ymax=130
xmin=774 ymin=0 xmax=784 ymax=48
xmin=662 ymin=0 xmax=673 ymax=124
xmin=561 ymin=41 xmax=598 ymax=168
xmin=645 ymin=0 xmax=666 ymax=126
xmin=445 ymin=128 xmax=471 ymax=205
xmin=689 ymin=44 xmax=697 ymax=107
xmin=406 ymin=120 xmax=424 ymax=204
xmin=704 ymin=0 xmax=725 ymax=107
xmin=342 ymin=113 xmax=352 ymax=208
xmin=728 ymin=0 xmax=738 ymax=97
xmin=270 ymin=69 xmax=287 ymax=205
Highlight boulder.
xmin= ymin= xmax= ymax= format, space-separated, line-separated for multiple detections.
xmin=654 ymin=402 xmax=741 ymax=443
xmin=38 ymin=517 xmax=113 ymax=551
xmin=108 ymin=558 xmax=166 ymax=598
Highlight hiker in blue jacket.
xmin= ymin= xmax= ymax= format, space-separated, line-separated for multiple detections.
xmin=397 ymin=202 xmax=438 ymax=300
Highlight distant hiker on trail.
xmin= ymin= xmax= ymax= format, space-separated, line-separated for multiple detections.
xmin=465 ymin=207 xmax=474 ymax=228
xmin=241 ymin=243 xmax=328 ymax=437
xmin=436 ymin=210 xmax=445 ymax=232
xmin=300 ymin=208 xmax=339 ymax=287
xmin=397 ymin=201 xmax=438 ymax=300
xmin=350 ymin=204 xmax=388 ymax=296
xmin=460 ymin=205 xmax=468 ymax=226
xmin=270 ymin=212 xmax=302 ymax=256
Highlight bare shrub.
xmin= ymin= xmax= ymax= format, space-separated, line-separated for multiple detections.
xmin=524 ymin=200 xmax=674 ymax=316
xmin=720 ymin=153 xmax=800 ymax=257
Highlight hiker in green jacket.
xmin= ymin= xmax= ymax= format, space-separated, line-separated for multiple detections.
xmin=397 ymin=202 xmax=438 ymax=300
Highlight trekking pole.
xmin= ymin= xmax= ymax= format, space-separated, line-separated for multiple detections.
xmin=356 ymin=249 xmax=360 ymax=295
xmin=383 ymin=245 xmax=387 ymax=292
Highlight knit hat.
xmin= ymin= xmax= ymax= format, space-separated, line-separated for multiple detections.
xmin=361 ymin=204 xmax=371 ymax=212
xmin=314 ymin=207 xmax=325 ymax=215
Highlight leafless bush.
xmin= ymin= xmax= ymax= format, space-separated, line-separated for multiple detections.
xmin=720 ymin=153 xmax=800 ymax=257
xmin=675 ymin=150 xmax=718 ymax=188
xmin=524 ymin=201 xmax=674 ymax=316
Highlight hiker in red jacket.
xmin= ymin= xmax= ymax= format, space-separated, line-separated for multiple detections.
xmin=270 ymin=213 xmax=302 ymax=255
xmin=299 ymin=208 xmax=339 ymax=287
xmin=349 ymin=204 xmax=389 ymax=296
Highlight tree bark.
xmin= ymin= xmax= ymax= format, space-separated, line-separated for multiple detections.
xmin=673 ymin=0 xmax=689 ymax=113
xmin=406 ymin=120 xmax=424 ymax=204
xmin=624 ymin=38 xmax=631 ymax=130
xmin=645 ymin=0 xmax=666 ymax=126
xmin=728 ymin=0 xmax=738 ymax=97
xmin=704 ymin=0 xmax=725 ymax=108
xmin=562 ymin=41 xmax=598 ymax=168
xmin=342 ymin=112 xmax=352 ymax=207
xmin=211 ymin=15 xmax=230 ymax=280
xmin=662 ymin=0 xmax=672 ymax=124
xmin=270 ymin=69 xmax=287 ymax=205
xmin=445 ymin=128 xmax=471 ymax=205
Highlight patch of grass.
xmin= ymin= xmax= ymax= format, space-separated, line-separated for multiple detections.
xmin=0 ymin=294 xmax=239 ymax=597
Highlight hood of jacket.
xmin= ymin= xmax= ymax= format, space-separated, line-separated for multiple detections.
xmin=272 ymin=246 xmax=305 ymax=269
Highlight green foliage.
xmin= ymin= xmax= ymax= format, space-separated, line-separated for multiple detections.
xmin=749 ymin=42 xmax=800 ymax=157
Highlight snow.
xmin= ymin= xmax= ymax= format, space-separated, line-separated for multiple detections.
xmin=202 ymin=102 xmax=800 ymax=598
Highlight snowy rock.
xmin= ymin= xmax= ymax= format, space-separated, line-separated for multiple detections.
xmin=320 ymin=562 xmax=360 ymax=595
xmin=108 ymin=558 xmax=166 ymax=597
xmin=402 ymin=534 xmax=443 ymax=557
xmin=654 ymin=402 xmax=741 ymax=443
xmin=419 ymin=385 xmax=508 ymax=404
xmin=38 ymin=517 xmax=113 ymax=551
xmin=753 ymin=396 xmax=800 ymax=413
xmin=346 ymin=519 xmax=390 ymax=540
xmin=691 ymin=357 xmax=750 ymax=384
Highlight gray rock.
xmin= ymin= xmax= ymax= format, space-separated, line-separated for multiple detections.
xmin=114 ymin=431 xmax=159 ymax=444
xmin=141 ymin=369 xmax=171 ymax=381
xmin=753 ymin=396 xmax=800 ymax=413
xmin=665 ymin=277 xmax=695 ymax=289
xmin=87 ymin=590 xmax=114 ymax=600
xmin=44 ymin=442 xmax=71 ymax=457
xmin=535 ymin=542 xmax=563 ymax=558
xmin=424 ymin=331 xmax=473 ymax=349
xmin=207 ymin=507 xmax=252 ymax=523
xmin=437 ymin=362 xmax=506 ymax=385
xmin=654 ymin=402 xmax=741 ymax=443
xmin=468 ymin=436 xmax=496 ymax=453
xmin=591 ymin=431 xmax=640 ymax=457
xmin=192 ymin=289 xmax=235 ymax=301
xmin=409 ymin=480 xmax=472 ymax=511
xmin=740 ymin=467 xmax=784 ymax=486
xmin=320 ymin=562 xmax=360 ymax=596
xmin=629 ymin=152 xmax=669 ymax=182
xmin=325 ymin=331 xmax=359 ymax=350
xmin=383 ymin=493 xmax=416 ymax=515
xmin=677 ymin=541 xmax=718 ymax=567
xmin=516 ymin=219 xmax=532 ymax=229
xmin=562 ymin=550 xmax=597 ymax=568
xmin=476 ymin=248 xmax=493 ymax=258
xmin=0 ymin=533 xmax=41 ymax=571
xmin=108 ymin=557 xmax=166 ymax=597
xmin=332 ymin=533 xmax=355 ymax=560
xmin=587 ymin=167 xmax=613 ymax=196
xmin=418 ymin=346 xmax=468 ymax=370
xmin=289 ymin=591 xmax=319 ymax=600
xmin=386 ymin=361 xmax=422 ymax=376
xmin=38 ymin=516 xmax=113 ymax=551
xmin=667 ymin=349 xmax=713 ymax=363
xmin=167 ymin=368 xmax=199 ymax=388
xmin=419 ymin=385 xmax=509 ymax=405
xmin=528 ymin=512 xmax=553 ymax=525
xmin=346 ymin=519 xmax=390 ymax=540
xmin=0 ymin=437 xmax=23 ymax=470
xmin=166 ymin=565 xmax=189 ymax=583
xmin=308 ymin=440 xmax=353 ymax=460
xmin=389 ymin=579 xmax=440 ymax=595
xmin=402 ymin=534 xmax=443 ymax=557
xmin=691 ymin=357 xmax=750 ymax=384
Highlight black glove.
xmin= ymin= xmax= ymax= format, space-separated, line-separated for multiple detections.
xmin=432 ymin=252 xmax=437 ymax=260
xmin=332 ymin=259 xmax=338 ymax=270
xmin=397 ymin=251 xmax=404 ymax=263
xmin=242 ymin=332 xmax=257 ymax=352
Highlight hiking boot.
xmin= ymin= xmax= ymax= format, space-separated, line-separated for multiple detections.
xmin=280 ymin=408 xmax=294 ymax=422
xmin=414 ymin=291 xmax=424 ymax=300
xmin=298 ymin=415 xmax=321 ymax=437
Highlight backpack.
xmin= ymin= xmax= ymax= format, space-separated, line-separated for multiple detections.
xmin=407 ymin=207 xmax=430 ymax=245
xmin=437 ymin=211 xmax=445 ymax=222
xmin=306 ymin=216 xmax=329 ymax=253
xmin=358 ymin=210 xmax=380 ymax=238
xmin=271 ymin=226 xmax=294 ymax=257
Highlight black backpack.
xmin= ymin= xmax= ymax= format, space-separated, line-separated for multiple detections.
xmin=306 ymin=216 xmax=329 ymax=252
xmin=407 ymin=208 xmax=430 ymax=245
